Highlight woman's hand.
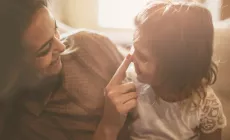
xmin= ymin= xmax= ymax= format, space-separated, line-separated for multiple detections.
xmin=93 ymin=54 xmax=138 ymax=140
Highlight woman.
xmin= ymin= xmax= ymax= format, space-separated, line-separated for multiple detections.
xmin=0 ymin=0 xmax=136 ymax=139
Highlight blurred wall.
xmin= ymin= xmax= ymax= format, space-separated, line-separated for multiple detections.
xmin=221 ymin=0 xmax=230 ymax=20
xmin=50 ymin=0 xmax=223 ymax=44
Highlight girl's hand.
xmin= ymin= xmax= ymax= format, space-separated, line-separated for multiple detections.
xmin=102 ymin=54 xmax=137 ymax=135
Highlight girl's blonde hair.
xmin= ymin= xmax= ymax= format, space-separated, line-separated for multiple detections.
xmin=134 ymin=1 xmax=217 ymax=106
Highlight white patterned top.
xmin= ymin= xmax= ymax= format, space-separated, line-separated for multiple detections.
xmin=125 ymin=71 xmax=227 ymax=140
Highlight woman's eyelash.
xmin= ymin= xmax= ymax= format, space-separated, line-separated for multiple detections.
xmin=36 ymin=42 xmax=52 ymax=57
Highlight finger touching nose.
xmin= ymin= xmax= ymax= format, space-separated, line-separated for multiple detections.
xmin=108 ymin=54 xmax=133 ymax=87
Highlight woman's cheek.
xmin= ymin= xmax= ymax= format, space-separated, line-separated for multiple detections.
xmin=35 ymin=53 xmax=52 ymax=69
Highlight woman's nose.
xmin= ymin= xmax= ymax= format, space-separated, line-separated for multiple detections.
xmin=52 ymin=37 xmax=66 ymax=53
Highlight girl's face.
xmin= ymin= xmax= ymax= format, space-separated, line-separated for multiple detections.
xmin=132 ymin=29 xmax=159 ymax=85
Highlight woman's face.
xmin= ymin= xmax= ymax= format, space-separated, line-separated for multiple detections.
xmin=132 ymin=29 xmax=157 ymax=85
xmin=22 ymin=7 xmax=65 ymax=78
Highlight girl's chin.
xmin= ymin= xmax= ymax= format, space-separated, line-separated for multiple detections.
xmin=137 ymin=74 xmax=145 ymax=82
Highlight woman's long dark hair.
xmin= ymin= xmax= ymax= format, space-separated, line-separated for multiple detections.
xmin=0 ymin=0 xmax=48 ymax=138
xmin=0 ymin=0 xmax=48 ymax=99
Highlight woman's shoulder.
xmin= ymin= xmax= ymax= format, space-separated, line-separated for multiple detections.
xmin=61 ymin=29 xmax=111 ymax=44
xmin=62 ymin=29 xmax=123 ymax=65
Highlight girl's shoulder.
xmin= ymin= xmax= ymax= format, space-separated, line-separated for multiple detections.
xmin=200 ymin=87 xmax=224 ymax=112
xmin=198 ymin=87 xmax=227 ymax=133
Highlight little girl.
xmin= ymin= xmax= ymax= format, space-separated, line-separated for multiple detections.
xmin=125 ymin=1 xmax=227 ymax=140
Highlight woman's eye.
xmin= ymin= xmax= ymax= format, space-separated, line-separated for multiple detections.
xmin=36 ymin=42 xmax=52 ymax=57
